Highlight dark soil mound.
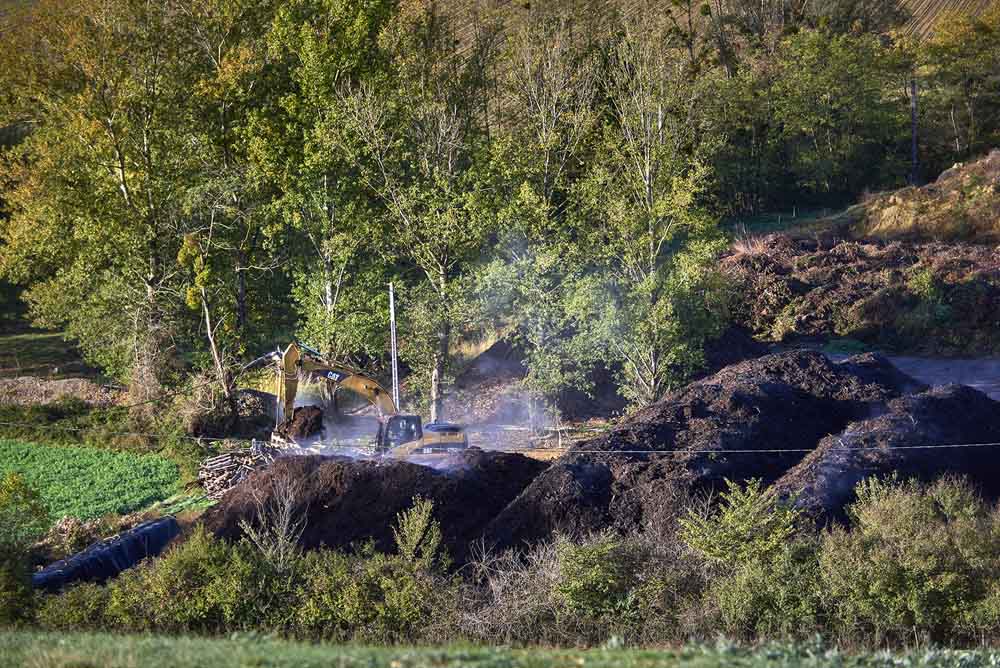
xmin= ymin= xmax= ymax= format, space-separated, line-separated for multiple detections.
xmin=700 ymin=326 xmax=769 ymax=377
xmin=484 ymin=351 xmax=923 ymax=549
xmin=202 ymin=449 xmax=547 ymax=562
xmin=273 ymin=405 xmax=324 ymax=440
xmin=773 ymin=385 xmax=1000 ymax=522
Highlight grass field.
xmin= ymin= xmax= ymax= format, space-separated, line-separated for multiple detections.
xmin=0 ymin=439 xmax=180 ymax=520
xmin=3 ymin=632 xmax=1000 ymax=668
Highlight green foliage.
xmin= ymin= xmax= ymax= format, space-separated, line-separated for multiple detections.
xmin=922 ymin=6 xmax=1000 ymax=164
xmin=771 ymin=30 xmax=910 ymax=202
xmin=680 ymin=479 xmax=801 ymax=567
xmin=34 ymin=582 xmax=109 ymax=632
xmin=0 ymin=472 xmax=49 ymax=625
xmin=393 ymin=496 xmax=448 ymax=572
xmin=709 ymin=538 xmax=826 ymax=640
xmin=819 ymin=476 xmax=1000 ymax=642
xmin=0 ymin=439 xmax=179 ymax=521
xmin=555 ymin=534 xmax=640 ymax=619
xmin=16 ymin=631 xmax=1000 ymax=668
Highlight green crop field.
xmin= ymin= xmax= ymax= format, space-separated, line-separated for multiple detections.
xmin=0 ymin=439 xmax=180 ymax=521
xmin=2 ymin=632 xmax=1000 ymax=668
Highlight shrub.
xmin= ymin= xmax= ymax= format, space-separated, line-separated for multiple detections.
xmin=460 ymin=541 xmax=563 ymax=645
xmin=680 ymin=478 xmax=800 ymax=568
xmin=709 ymin=538 xmax=826 ymax=640
xmin=555 ymin=533 xmax=640 ymax=619
xmin=34 ymin=582 xmax=109 ymax=631
xmin=0 ymin=472 xmax=49 ymax=625
xmin=820 ymin=476 xmax=1000 ymax=643
xmin=102 ymin=526 xmax=290 ymax=633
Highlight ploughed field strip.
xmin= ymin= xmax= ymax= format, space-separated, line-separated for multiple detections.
xmin=207 ymin=350 xmax=1000 ymax=559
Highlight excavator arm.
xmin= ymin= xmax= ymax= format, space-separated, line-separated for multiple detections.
xmin=277 ymin=342 xmax=397 ymax=420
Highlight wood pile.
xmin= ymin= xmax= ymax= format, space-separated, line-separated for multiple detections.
xmin=198 ymin=440 xmax=278 ymax=499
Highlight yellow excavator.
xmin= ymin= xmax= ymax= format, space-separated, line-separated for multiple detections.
xmin=245 ymin=342 xmax=468 ymax=456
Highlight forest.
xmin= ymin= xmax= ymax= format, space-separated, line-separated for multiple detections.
xmin=1 ymin=0 xmax=999 ymax=424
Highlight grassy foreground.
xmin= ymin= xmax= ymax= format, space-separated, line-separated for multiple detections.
xmin=3 ymin=632 xmax=1000 ymax=668
xmin=0 ymin=439 xmax=180 ymax=520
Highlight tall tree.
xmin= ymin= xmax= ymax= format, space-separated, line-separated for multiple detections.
xmin=578 ymin=15 xmax=729 ymax=408
xmin=336 ymin=0 xmax=499 ymax=420
xmin=0 ymin=0 xmax=198 ymax=398
xmin=250 ymin=0 xmax=398 ymax=363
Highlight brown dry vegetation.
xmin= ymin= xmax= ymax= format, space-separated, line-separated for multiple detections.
xmin=724 ymin=233 xmax=1000 ymax=355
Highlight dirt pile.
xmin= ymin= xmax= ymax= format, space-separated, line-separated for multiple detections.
xmin=273 ymin=405 xmax=324 ymax=440
xmin=858 ymin=149 xmax=1000 ymax=242
xmin=202 ymin=449 xmax=547 ymax=562
xmin=0 ymin=377 xmax=122 ymax=407
xmin=484 ymin=351 xmax=923 ymax=549
xmin=773 ymin=384 xmax=1000 ymax=521
xmin=725 ymin=234 xmax=1000 ymax=356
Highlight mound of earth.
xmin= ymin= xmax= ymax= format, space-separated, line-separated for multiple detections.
xmin=484 ymin=350 xmax=924 ymax=549
xmin=202 ymin=449 xmax=547 ymax=562
xmin=773 ymin=384 xmax=1000 ymax=521
xmin=858 ymin=149 xmax=1000 ymax=242
xmin=0 ymin=376 xmax=121 ymax=407
xmin=273 ymin=405 xmax=324 ymax=440
xmin=725 ymin=233 xmax=1000 ymax=356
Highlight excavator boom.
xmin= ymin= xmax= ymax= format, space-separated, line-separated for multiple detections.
xmin=277 ymin=342 xmax=397 ymax=420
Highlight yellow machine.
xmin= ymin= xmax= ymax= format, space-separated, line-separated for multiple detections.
xmin=246 ymin=342 xmax=468 ymax=456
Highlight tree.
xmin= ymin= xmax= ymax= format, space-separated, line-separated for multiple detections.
xmin=336 ymin=0 xmax=499 ymax=420
xmin=577 ymin=16 xmax=728 ymax=407
xmin=473 ymin=1 xmax=605 ymax=418
xmin=0 ymin=0 xmax=199 ymax=396
xmin=250 ymin=0 xmax=398 ymax=362
xmin=771 ymin=29 xmax=911 ymax=202
xmin=922 ymin=4 xmax=1000 ymax=162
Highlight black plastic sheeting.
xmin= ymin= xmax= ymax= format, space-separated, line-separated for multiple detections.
xmin=32 ymin=516 xmax=180 ymax=592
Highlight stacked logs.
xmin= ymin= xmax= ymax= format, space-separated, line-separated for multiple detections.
xmin=198 ymin=440 xmax=278 ymax=499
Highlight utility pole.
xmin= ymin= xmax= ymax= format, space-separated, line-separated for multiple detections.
xmin=389 ymin=282 xmax=400 ymax=411
xmin=910 ymin=77 xmax=920 ymax=186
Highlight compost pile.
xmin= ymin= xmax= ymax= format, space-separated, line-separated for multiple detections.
xmin=724 ymin=234 xmax=1000 ymax=356
xmin=203 ymin=448 xmax=547 ymax=562
xmin=483 ymin=350 xmax=926 ymax=548
xmin=206 ymin=350 xmax=1000 ymax=556
xmin=773 ymin=384 xmax=1000 ymax=520
xmin=273 ymin=405 xmax=324 ymax=440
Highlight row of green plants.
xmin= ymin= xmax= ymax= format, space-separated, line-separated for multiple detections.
xmin=0 ymin=440 xmax=179 ymax=521
xmin=5 ymin=472 xmax=1000 ymax=647
xmin=0 ymin=397 xmax=221 ymax=485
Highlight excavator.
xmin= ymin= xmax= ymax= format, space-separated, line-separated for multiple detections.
xmin=244 ymin=342 xmax=468 ymax=456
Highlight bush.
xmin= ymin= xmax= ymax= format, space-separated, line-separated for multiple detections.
xmin=34 ymin=582 xmax=109 ymax=631
xmin=0 ymin=472 xmax=49 ymax=626
xmin=555 ymin=533 xmax=640 ymax=619
xmin=820 ymin=476 xmax=1000 ymax=643
xmin=709 ymin=538 xmax=825 ymax=640
xmin=680 ymin=478 xmax=800 ymax=568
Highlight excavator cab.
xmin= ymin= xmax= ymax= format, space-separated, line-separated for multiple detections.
xmin=378 ymin=415 xmax=423 ymax=451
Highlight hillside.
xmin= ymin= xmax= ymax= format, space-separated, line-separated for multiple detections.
xmin=903 ymin=0 xmax=995 ymax=36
